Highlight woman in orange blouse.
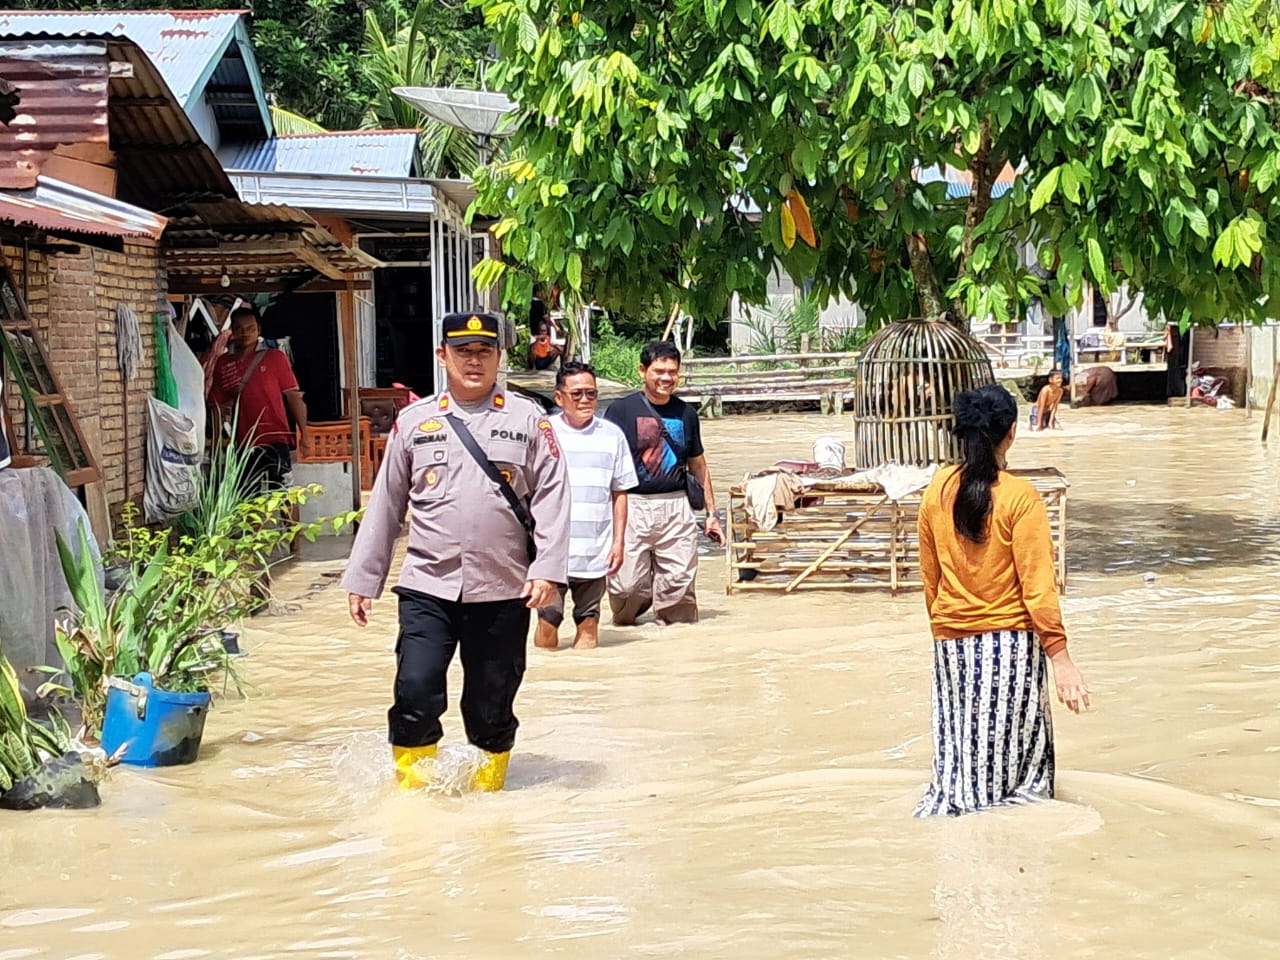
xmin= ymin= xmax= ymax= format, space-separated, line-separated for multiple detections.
xmin=915 ymin=384 xmax=1090 ymax=817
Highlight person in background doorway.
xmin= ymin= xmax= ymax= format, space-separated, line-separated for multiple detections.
xmin=604 ymin=340 xmax=722 ymax=625
xmin=529 ymin=320 xmax=563 ymax=371
xmin=342 ymin=312 xmax=571 ymax=793
xmin=535 ymin=362 xmax=638 ymax=650
xmin=208 ymin=305 xmax=307 ymax=489
xmin=915 ymin=384 xmax=1090 ymax=817
xmin=1029 ymin=369 xmax=1065 ymax=430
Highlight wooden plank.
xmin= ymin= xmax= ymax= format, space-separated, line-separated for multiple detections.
xmin=783 ymin=495 xmax=889 ymax=593
xmin=683 ymin=351 xmax=861 ymax=367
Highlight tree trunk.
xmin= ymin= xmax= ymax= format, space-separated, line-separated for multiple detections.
xmin=951 ymin=118 xmax=997 ymax=332
xmin=906 ymin=232 xmax=944 ymax=322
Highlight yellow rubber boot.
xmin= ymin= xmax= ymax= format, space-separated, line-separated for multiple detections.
xmin=470 ymin=750 xmax=510 ymax=792
xmin=392 ymin=744 xmax=438 ymax=792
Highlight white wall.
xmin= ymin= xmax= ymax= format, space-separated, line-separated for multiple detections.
xmin=728 ymin=267 xmax=864 ymax=353
xmin=1250 ymin=323 xmax=1280 ymax=410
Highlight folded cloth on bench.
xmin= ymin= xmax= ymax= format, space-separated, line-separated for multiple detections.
xmin=742 ymin=470 xmax=808 ymax=531
xmin=803 ymin=462 xmax=937 ymax=501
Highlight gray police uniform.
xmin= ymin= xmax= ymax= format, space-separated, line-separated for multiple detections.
xmin=342 ymin=386 xmax=570 ymax=752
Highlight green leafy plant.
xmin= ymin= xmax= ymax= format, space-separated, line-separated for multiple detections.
xmin=587 ymin=314 xmax=644 ymax=385
xmin=0 ymin=651 xmax=72 ymax=792
xmin=475 ymin=0 xmax=1280 ymax=333
xmin=49 ymin=520 xmax=236 ymax=739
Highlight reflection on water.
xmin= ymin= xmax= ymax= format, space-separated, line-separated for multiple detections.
xmin=1 ymin=407 xmax=1278 ymax=959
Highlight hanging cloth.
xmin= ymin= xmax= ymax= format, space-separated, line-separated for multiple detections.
xmin=115 ymin=305 xmax=142 ymax=382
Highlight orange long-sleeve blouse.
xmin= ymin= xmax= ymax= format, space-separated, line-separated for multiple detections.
xmin=917 ymin=466 xmax=1067 ymax=656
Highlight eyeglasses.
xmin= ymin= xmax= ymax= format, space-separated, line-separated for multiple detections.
xmin=565 ymin=389 xmax=598 ymax=400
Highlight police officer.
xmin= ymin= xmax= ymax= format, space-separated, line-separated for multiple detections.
xmin=342 ymin=312 xmax=571 ymax=792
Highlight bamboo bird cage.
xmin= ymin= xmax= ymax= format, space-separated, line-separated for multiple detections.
xmin=852 ymin=319 xmax=995 ymax=469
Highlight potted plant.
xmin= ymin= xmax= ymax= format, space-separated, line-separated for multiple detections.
xmin=0 ymin=650 xmax=99 ymax=810
xmin=49 ymin=520 xmax=235 ymax=767
xmin=45 ymin=438 xmax=360 ymax=767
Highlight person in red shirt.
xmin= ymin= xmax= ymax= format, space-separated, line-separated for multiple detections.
xmin=209 ymin=306 xmax=307 ymax=489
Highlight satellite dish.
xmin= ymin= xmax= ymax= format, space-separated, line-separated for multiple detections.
xmin=393 ymin=87 xmax=518 ymax=138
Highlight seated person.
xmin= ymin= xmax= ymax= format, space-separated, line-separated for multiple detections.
xmin=529 ymin=320 xmax=564 ymax=370
xmin=1029 ymin=370 xmax=1065 ymax=430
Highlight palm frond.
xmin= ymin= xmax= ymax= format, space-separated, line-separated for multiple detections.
xmin=270 ymin=106 xmax=327 ymax=135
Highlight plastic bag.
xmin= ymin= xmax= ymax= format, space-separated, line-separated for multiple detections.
xmin=143 ymin=396 xmax=200 ymax=522
xmin=168 ymin=328 xmax=206 ymax=445
xmin=0 ymin=467 xmax=101 ymax=678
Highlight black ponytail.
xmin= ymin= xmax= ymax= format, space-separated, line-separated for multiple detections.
xmin=950 ymin=385 xmax=1018 ymax=544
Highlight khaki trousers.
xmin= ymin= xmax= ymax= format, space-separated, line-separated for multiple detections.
xmin=608 ymin=491 xmax=699 ymax=625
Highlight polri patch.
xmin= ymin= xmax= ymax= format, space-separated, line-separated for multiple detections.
xmin=537 ymin=418 xmax=560 ymax=459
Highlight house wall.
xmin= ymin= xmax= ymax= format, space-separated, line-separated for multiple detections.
xmin=1249 ymin=323 xmax=1279 ymax=410
xmin=729 ymin=267 xmax=865 ymax=354
xmin=2 ymin=238 xmax=166 ymax=516
xmin=1190 ymin=324 xmax=1249 ymax=405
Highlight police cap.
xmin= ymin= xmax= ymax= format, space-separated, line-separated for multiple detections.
xmin=442 ymin=312 xmax=501 ymax=347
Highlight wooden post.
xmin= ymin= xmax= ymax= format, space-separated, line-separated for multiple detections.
xmin=339 ymin=281 xmax=362 ymax=510
xmin=1261 ymin=359 xmax=1280 ymax=442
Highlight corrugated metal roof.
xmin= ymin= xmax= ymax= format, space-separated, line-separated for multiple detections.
xmin=0 ymin=10 xmax=244 ymax=107
xmin=164 ymin=196 xmax=381 ymax=293
xmin=219 ymin=131 xmax=421 ymax=178
xmin=916 ymin=162 xmax=1018 ymax=199
xmin=104 ymin=37 xmax=236 ymax=205
xmin=0 ymin=174 xmax=166 ymax=241
xmin=0 ymin=35 xmax=234 ymax=204
xmin=0 ymin=39 xmax=109 ymax=190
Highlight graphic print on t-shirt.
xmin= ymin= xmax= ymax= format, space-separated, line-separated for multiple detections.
xmin=635 ymin=415 xmax=684 ymax=484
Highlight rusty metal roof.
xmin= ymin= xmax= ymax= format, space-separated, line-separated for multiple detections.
xmin=0 ymin=39 xmax=109 ymax=190
xmin=0 ymin=174 xmax=166 ymax=242
xmin=0 ymin=10 xmax=270 ymax=139
xmin=0 ymin=34 xmax=236 ymax=204
xmin=219 ymin=130 xmax=421 ymax=178
xmin=105 ymin=37 xmax=237 ymax=206
xmin=0 ymin=10 xmax=244 ymax=107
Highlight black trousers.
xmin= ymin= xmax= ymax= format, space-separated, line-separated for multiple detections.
xmin=247 ymin=442 xmax=292 ymax=490
xmin=390 ymin=587 xmax=530 ymax=753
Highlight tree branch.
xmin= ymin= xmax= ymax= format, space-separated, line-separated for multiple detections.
xmin=951 ymin=116 xmax=995 ymax=327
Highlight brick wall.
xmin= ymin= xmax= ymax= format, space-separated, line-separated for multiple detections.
xmin=1190 ymin=325 xmax=1249 ymax=405
xmin=2 ymin=237 xmax=166 ymax=512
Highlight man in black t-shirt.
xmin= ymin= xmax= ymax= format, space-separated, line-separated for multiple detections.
xmin=603 ymin=340 xmax=722 ymax=625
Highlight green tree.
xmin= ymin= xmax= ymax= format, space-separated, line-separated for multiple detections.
xmin=473 ymin=0 xmax=1280 ymax=330
xmin=361 ymin=1 xmax=492 ymax=178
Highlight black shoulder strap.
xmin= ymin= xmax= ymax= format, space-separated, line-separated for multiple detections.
xmin=232 ymin=347 xmax=268 ymax=400
xmin=444 ymin=413 xmax=537 ymax=559
xmin=638 ymin=394 xmax=685 ymax=457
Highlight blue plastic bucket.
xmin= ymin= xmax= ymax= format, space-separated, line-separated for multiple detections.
xmin=101 ymin=673 xmax=211 ymax=767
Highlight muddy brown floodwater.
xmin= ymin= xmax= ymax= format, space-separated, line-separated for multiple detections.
xmin=3 ymin=406 xmax=1279 ymax=960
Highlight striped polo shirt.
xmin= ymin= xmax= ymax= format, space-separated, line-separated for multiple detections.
xmin=548 ymin=413 xmax=639 ymax=578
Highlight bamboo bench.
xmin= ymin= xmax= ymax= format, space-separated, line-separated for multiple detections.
xmin=725 ymin=467 xmax=1068 ymax=595
xmin=677 ymin=351 xmax=861 ymax=417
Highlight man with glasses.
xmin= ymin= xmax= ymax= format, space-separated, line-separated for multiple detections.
xmin=342 ymin=312 xmax=571 ymax=792
xmin=534 ymin=362 xmax=638 ymax=650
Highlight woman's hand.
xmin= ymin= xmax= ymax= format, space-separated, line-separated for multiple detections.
xmin=1050 ymin=650 xmax=1091 ymax=714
